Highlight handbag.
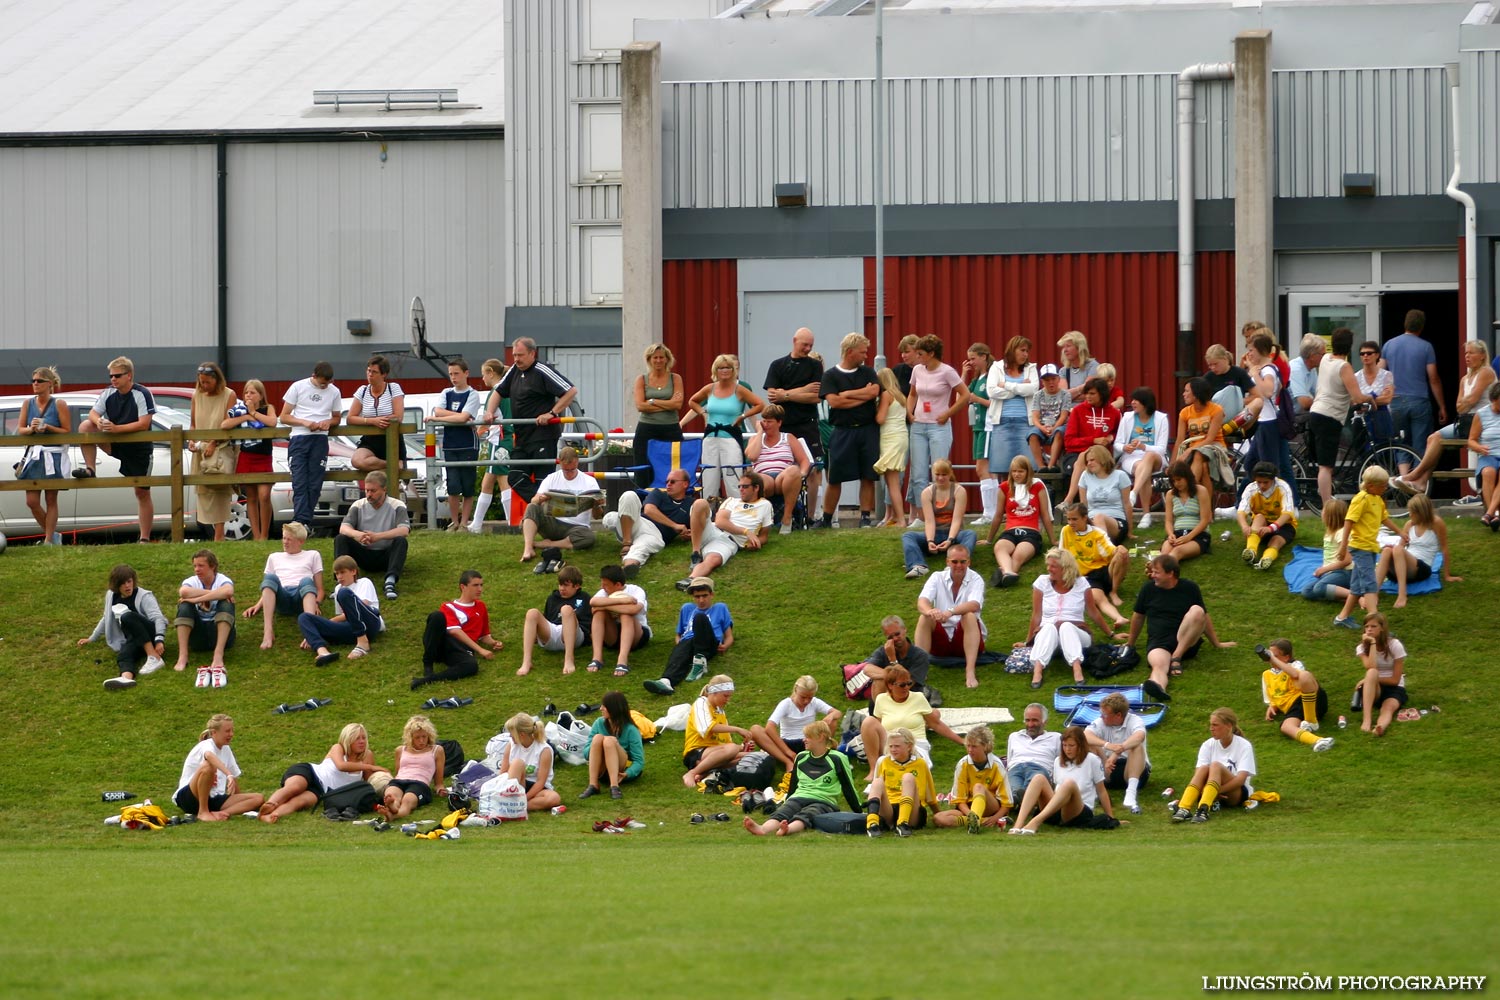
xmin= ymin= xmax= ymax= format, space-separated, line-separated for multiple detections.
xmin=198 ymin=444 xmax=237 ymax=476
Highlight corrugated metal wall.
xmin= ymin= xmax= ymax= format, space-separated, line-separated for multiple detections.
xmin=227 ymin=140 xmax=505 ymax=350
xmin=550 ymin=345 xmax=624 ymax=430
xmin=663 ymin=74 xmax=1232 ymax=208
xmin=506 ymin=0 xmax=572 ymax=307
xmin=661 ymin=252 xmax=1236 ymax=471
xmin=1464 ymin=46 xmax=1500 ymax=182
xmin=0 ymin=145 xmax=217 ymax=349
xmin=1274 ymin=66 xmax=1451 ymax=197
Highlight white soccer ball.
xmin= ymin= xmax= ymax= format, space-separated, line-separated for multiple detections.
xmin=0 ymin=532 xmax=7 ymax=554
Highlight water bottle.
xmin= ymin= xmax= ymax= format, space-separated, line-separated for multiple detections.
xmin=102 ymin=790 xmax=135 ymax=802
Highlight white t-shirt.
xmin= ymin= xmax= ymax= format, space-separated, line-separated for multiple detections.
xmin=592 ymin=583 xmax=649 ymax=632
xmin=1080 ymin=468 xmax=1132 ymax=521
xmin=178 ymin=571 xmax=234 ymax=621
xmin=1006 ymin=730 xmax=1061 ymax=772
xmin=282 ymin=377 xmax=341 ymax=437
xmin=504 ymin=738 xmax=555 ymax=791
xmin=1033 ymin=575 xmax=1088 ymax=627
xmin=1256 ymin=364 xmax=1280 ymax=423
xmin=767 ymin=696 xmax=834 ymax=742
xmin=917 ymin=567 xmax=987 ymax=638
xmin=1194 ymin=734 xmax=1257 ymax=795
xmin=1054 ymin=753 xmax=1106 ymax=810
xmin=721 ymin=498 xmax=775 ymax=547
xmin=537 ymin=469 xmax=603 ymax=527
xmin=1356 ymin=637 xmax=1407 ymax=683
xmin=263 ymin=549 xmax=324 ymax=590
xmin=336 ymin=576 xmax=385 ymax=632
xmin=1085 ymin=712 xmax=1150 ymax=768
xmin=175 ymin=738 xmax=240 ymax=797
xmin=311 ymin=754 xmax=362 ymax=793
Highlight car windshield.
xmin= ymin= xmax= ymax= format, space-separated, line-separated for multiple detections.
xmin=153 ymin=404 xmax=191 ymax=428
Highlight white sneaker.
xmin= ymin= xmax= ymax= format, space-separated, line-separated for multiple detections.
xmin=466 ymin=521 xmax=484 ymax=535
xmin=194 ymin=667 xmax=211 ymax=688
xmin=905 ymin=565 xmax=929 ymax=579
xmin=1136 ymin=513 xmax=1152 ymax=530
xmin=969 ymin=514 xmax=991 ymax=526
xmin=1298 ymin=720 xmax=1320 ymax=733
xmin=1126 ymin=801 xmax=1141 ymax=814
xmin=1313 ymin=737 xmax=1335 ymax=753
xmin=778 ymin=524 xmax=792 ymax=536
xmin=212 ymin=666 xmax=227 ymax=688
xmin=907 ymin=518 xmax=923 ymax=528
xmin=1213 ymin=506 xmax=1236 ymax=520
xmin=141 ymin=655 xmax=165 ymax=675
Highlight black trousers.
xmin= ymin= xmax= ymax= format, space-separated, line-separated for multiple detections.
xmin=662 ymin=612 xmax=719 ymax=686
xmin=334 ymin=535 xmax=408 ymax=581
xmin=415 ymin=610 xmax=479 ymax=686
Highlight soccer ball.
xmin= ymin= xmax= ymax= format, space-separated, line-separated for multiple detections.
xmin=0 ymin=531 xmax=7 ymax=554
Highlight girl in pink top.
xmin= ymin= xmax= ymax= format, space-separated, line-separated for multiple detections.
xmin=378 ymin=715 xmax=446 ymax=821
xmin=905 ymin=335 xmax=970 ymax=521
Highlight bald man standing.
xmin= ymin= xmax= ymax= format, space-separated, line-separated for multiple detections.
xmin=763 ymin=327 xmax=825 ymax=522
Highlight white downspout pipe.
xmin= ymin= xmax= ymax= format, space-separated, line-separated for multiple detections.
xmin=1444 ymin=62 xmax=1479 ymax=342
xmin=1177 ymin=62 xmax=1235 ymax=359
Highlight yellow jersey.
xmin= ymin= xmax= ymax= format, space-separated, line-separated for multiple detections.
xmin=1061 ymin=523 xmax=1115 ymax=574
xmin=950 ymin=753 xmax=1012 ymax=811
xmin=1345 ymin=489 xmax=1386 ymax=552
xmin=683 ymin=697 xmax=730 ymax=756
xmin=1261 ymin=666 xmax=1302 ymax=714
xmin=874 ymin=753 xmax=937 ymax=807
xmin=1237 ymin=479 xmax=1297 ymax=526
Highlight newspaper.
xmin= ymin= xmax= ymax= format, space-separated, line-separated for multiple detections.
xmin=542 ymin=490 xmax=601 ymax=519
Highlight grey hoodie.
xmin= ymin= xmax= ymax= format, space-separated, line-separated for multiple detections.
xmin=86 ymin=588 xmax=169 ymax=651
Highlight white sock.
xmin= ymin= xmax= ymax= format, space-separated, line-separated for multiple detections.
xmin=498 ymin=489 xmax=513 ymax=523
xmin=471 ymin=491 xmax=493 ymax=525
xmin=1125 ymin=777 xmax=1140 ymax=803
xmin=980 ymin=478 xmax=998 ymax=520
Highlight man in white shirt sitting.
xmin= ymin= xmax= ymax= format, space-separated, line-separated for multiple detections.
xmin=914 ymin=544 xmax=987 ymax=689
xmin=674 ymin=471 xmax=774 ymax=591
xmin=1083 ymin=692 xmax=1151 ymax=814
xmin=520 ymin=446 xmax=603 ymax=574
xmin=1005 ymin=703 xmax=1061 ymax=801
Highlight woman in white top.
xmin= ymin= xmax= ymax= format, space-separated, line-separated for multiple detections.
xmin=1113 ymin=387 xmax=1171 ymax=530
xmin=173 ymin=714 xmax=264 ymax=821
xmin=1171 ymin=708 xmax=1257 ymax=823
xmin=749 ymin=675 xmax=842 ymax=774
xmin=1354 ymin=339 xmax=1396 ymax=446
xmin=1376 ymin=495 xmax=1459 ymax=608
xmin=499 ymin=713 xmax=561 ymax=813
xmin=1019 ymin=549 xmax=1121 ymax=690
xmin=985 ymin=335 xmax=1038 ymax=495
xmin=1306 ymin=327 xmax=1367 ymax=507
xmin=1356 ymin=613 xmax=1408 ymax=737
xmin=1010 ymin=725 xmax=1114 ymax=834
xmin=347 ymin=354 xmax=406 ymax=473
xmin=260 ymin=723 xmax=385 ymax=824
xmin=1394 ymin=340 xmax=1497 ymax=497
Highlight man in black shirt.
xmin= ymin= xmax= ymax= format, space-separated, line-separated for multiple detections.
xmin=602 ymin=467 xmax=694 ymax=577
xmin=1124 ymin=553 xmax=1235 ymax=702
xmin=497 ymin=337 xmax=578 ymax=502
xmin=763 ymin=327 xmax=825 ymax=515
xmin=818 ymin=333 xmax=883 ymax=529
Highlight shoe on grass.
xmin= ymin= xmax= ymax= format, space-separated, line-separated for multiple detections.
xmin=103 ymin=676 xmax=136 ymax=691
xmin=1313 ymin=737 xmax=1335 ymax=753
xmin=141 ymin=655 xmax=165 ymax=675
xmin=643 ymin=677 xmax=674 ymax=695
xmin=865 ymin=815 xmax=882 ymax=838
xmin=1241 ymin=547 xmax=1256 ymax=564
xmin=895 ymin=822 xmax=912 ymax=838
xmin=1171 ymin=807 xmax=1191 ymax=823
xmin=905 ymin=565 xmax=928 ymax=579
xmin=966 ymin=811 xmax=981 ymax=834
xmin=1192 ymin=806 xmax=1210 ymax=823
xmin=1332 ymin=616 xmax=1361 ymax=630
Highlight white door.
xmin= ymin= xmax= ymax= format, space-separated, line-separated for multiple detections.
xmin=1287 ymin=292 xmax=1379 ymax=344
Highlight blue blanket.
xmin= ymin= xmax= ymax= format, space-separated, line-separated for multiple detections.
xmin=1281 ymin=545 xmax=1443 ymax=597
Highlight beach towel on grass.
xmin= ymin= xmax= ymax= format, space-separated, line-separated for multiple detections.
xmin=929 ymin=706 xmax=1013 ymax=736
xmin=1281 ymin=545 xmax=1443 ymax=597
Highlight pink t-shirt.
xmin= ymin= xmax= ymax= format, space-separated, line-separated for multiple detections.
xmin=263 ymin=548 xmax=323 ymax=589
xmin=909 ymin=363 xmax=964 ymax=424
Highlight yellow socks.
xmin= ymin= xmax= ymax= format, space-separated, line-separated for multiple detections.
xmin=1246 ymin=535 xmax=1262 ymax=555
xmin=1259 ymin=547 xmax=1280 ymax=566
xmin=897 ymin=799 xmax=913 ymax=826
xmin=1295 ymin=730 xmax=1320 ymax=747
xmin=1301 ymin=692 xmax=1319 ymax=726
xmin=969 ymin=795 xmax=987 ymax=822
xmin=1178 ymin=785 xmax=1201 ymax=811
xmin=1199 ymin=780 xmax=1220 ymax=810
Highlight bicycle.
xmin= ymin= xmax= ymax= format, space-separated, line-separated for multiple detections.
xmin=1291 ymin=406 xmax=1421 ymax=518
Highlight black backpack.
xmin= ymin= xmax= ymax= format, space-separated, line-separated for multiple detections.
xmin=439 ymin=739 xmax=466 ymax=776
xmin=1084 ymin=644 xmax=1141 ymax=679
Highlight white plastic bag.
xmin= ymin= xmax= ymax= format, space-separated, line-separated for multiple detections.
xmin=544 ymin=720 xmax=591 ymax=766
xmin=477 ymin=775 xmax=527 ymax=821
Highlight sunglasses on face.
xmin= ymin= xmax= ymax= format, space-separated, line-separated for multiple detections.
xmin=108 ymin=372 xmax=127 ymax=379
xmin=892 ymin=682 xmax=913 ymax=689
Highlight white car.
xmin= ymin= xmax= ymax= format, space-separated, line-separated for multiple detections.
xmin=0 ymin=392 xmax=231 ymax=540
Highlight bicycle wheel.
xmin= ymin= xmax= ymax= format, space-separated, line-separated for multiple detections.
xmin=1363 ymin=445 xmax=1422 ymax=513
xmin=1292 ymin=453 xmax=1322 ymax=517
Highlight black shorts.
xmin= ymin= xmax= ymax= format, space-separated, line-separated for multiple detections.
xmin=1390 ymin=560 xmax=1433 ymax=584
xmin=113 ymin=443 xmax=153 ymax=478
xmin=444 ymin=448 xmax=478 ymax=498
xmin=769 ymin=797 xmax=837 ymax=826
xmin=1084 ymin=567 xmax=1114 ymax=593
xmin=827 ymin=424 xmax=880 ymax=484
xmin=1284 ymin=686 xmax=1329 ymax=722
xmin=281 ymin=763 xmax=327 ymax=801
xmin=780 ymin=419 xmax=825 ymax=465
xmin=1306 ymin=412 xmax=1344 ymax=468
xmin=877 ymin=805 xmax=928 ymax=830
xmin=603 ymin=626 xmax=651 ymax=651
xmin=999 ymin=528 xmax=1044 ymax=551
xmin=1044 ymin=804 xmax=1094 ymax=828
xmin=1102 ymin=517 xmax=1127 ymax=544
xmin=1263 ymin=521 xmax=1297 ymax=546
xmin=173 ymin=787 xmax=229 ymax=815
xmin=1173 ymin=528 xmax=1212 ymax=553
xmin=683 ymin=748 xmax=706 ymax=770
xmin=390 ymin=779 xmax=434 ymax=806
xmin=1147 ymin=637 xmax=1204 ymax=661
xmin=1103 ymin=761 xmax=1150 ymax=791
xmin=783 ymin=738 xmax=807 ymax=754
xmin=356 ymin=434 xmax=409 ymax=462
xmin=1375 ymin=683 xmax=1409 ymax=708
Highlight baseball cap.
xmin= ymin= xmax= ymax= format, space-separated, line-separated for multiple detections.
xmin=1039 ymin=363 xmax=1060 ymax=378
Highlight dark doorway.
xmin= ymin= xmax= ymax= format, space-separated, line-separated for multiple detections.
xmin=1380 ymin=290 xmax=1461 ymax=415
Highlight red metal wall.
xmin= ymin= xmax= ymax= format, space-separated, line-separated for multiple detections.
xmin=660 ymin=252 xmax=1236 ymax=470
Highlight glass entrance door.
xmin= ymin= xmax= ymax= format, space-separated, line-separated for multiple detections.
xmin=1287 ymin=292 xmax=1379 ymax=344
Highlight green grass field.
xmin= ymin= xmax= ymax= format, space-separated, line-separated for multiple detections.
xmin=1 ymin=510 xmax=1496 ymax=998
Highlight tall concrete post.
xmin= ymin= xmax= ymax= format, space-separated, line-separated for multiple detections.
xmin=1234 ymin=29 xmax=1274 ymax=350
xmin=621 ymin=41 xmax=663 ymax=433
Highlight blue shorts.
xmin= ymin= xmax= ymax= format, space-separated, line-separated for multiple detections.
xmin=1348 ymin=549 xmax=1377 ymax=596
xmin=1477 ymin=455 xmax=1500 ymax=476
xmin=261 ymin=574 xmax=318 ymax=615
xmin=1007 ymin=761 xmax=1052 ymax=796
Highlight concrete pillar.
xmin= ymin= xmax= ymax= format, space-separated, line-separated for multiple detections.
xmin=620 ymin=41 xmax=663 ymax=433
xmin=1234 ymin=29 xmax=1274 ymax=350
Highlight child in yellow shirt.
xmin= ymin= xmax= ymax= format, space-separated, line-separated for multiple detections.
xmin=1333 ymin=465 xmax=1401 ymax=629
xmin=865 ymin=728 xmax=938 ymax=839
xmin=933 ymin=724 xmax=1012 ymax=833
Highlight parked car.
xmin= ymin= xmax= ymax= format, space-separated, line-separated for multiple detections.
xmin=0 ymin=392 xmax=226 ymax=540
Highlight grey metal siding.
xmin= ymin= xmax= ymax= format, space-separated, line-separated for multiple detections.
xmin=1466 ymin=47 xmax=1500 ymax=183
xmin=0 ymin=144 xmax=216 ymax=350
xmin=1273 ymin=67 xmax=1451 ymax=197
xmin=506 ymin=0 xmax=572 ymax=307
xmin=226 ymin=140 xmax=505 ymax=351
xmin=549 ymin=345 xmax=623 ymax=430
xmin=663 ymin=73 xmax=1232 ymax=209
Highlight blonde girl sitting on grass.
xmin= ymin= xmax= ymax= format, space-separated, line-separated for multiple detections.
xmin=864 ymin=727 xmax=938 ymax=839
xmin=498 ymin=713 xmax=562 ymax=814
xmin=378 ymin=716 xmax=446 ymax=821
xmin=1301 ymin=499 xmax=1352 ymax=603
xmin=933 ymin=724 xmax=1011 ymax=833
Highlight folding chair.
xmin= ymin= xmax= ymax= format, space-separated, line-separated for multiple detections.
xmin=643 ymin=437 xmax=704 ymax=493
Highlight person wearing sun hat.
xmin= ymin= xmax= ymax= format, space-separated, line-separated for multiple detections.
xmin=644 ymin=577 xmax=733 ymax=696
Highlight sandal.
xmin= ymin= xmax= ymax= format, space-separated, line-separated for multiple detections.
xmin=315 ymin=652 xmax=339 ymax=667
xmin=613 ymin=664 xmax=630 ymax=677
xmin=586 ymin=659 xmax=604 ymax=673
xmin=1168 ymin=658 xmax=1184 ymax=677
xmin=347 ymin=646 xmax=370 ymax=660
xmin=1396 ymin=707 xmax=1421 ymax=722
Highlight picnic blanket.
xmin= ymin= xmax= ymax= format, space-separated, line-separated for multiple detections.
xmin=1064 ymin=701 xmax=1167 ymax=729
xmin=1281 ymin=545 xmax=1443 ymax=597
xmin=1053 ymin=685 xmax=1146 ymax=712
xmin=933 ymin=706 xmax=1013 ymax=735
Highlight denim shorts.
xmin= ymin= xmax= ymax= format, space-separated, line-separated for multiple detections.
xmin=262 ymin=574 xmax=317 ymax=615
xmin=1348 ymin=549 xmax=1377 ymax=596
